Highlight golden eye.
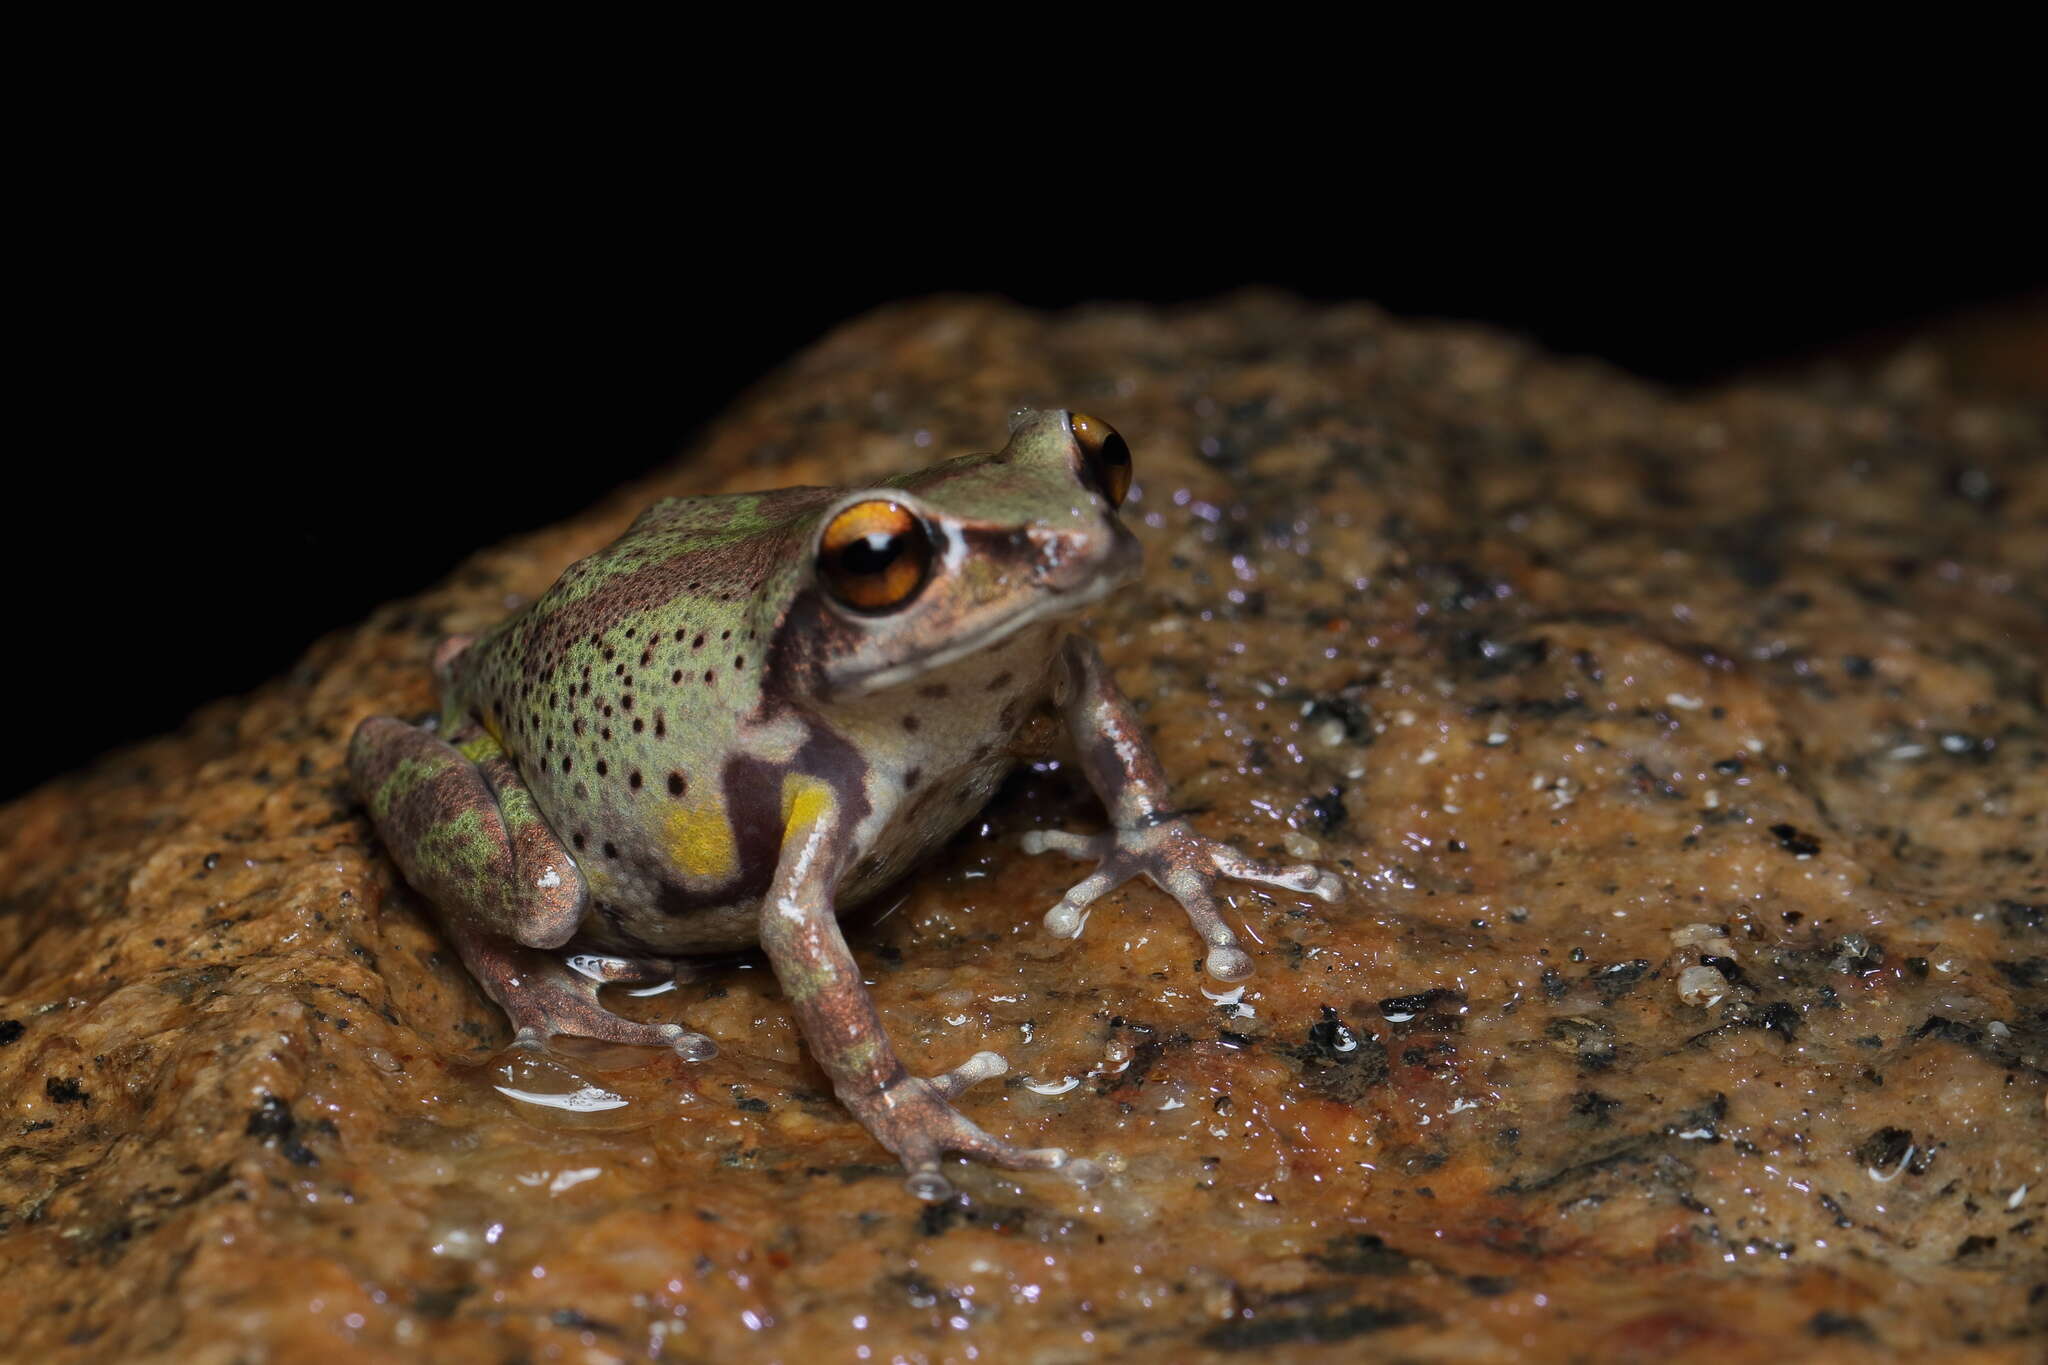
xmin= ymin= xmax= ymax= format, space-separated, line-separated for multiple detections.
xmin=818 ymin=500 xmax=933 ymax=612
xmin=1069 ymin=412 xmax=1132 ymax=507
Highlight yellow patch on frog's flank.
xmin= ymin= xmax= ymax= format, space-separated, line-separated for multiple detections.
xmin=781 ymin=774 xmax=834 ymax=834
xmin=665 ymin=802 xmax=739 ymax=881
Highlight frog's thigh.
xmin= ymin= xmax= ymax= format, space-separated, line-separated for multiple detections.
xmin=348 ymin=715 xmax=584 ymax=948
xmin=352 ymin=716 xmax=713 ymax=1057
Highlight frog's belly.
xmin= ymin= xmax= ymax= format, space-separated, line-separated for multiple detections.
xmin=573 ymin=753 xmax=1019 ymax=957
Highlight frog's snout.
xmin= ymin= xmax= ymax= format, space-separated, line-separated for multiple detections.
xmin=1028 ymin=518 xmax=1142 ymax=594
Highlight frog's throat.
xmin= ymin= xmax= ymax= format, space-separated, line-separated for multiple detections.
xmin=837 ymin=574 xmax=1122 ymax=698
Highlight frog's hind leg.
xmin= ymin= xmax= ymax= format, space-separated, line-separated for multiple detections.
xmin=350 ymin=715 xmax=587 ymax=948
xmin=456 ymin=930 xmax=716 ymax=1061
xmin=567 ymin=951 xmax=694 ymax=998
xmin=566 ymin=952 xmax=679 ymax=990
xmin=349 ymin=715 xmax=713 ymax=1060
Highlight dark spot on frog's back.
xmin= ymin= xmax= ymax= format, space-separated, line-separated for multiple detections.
xmin=901 ymin=714 xmax=920 ymax=733
xmin=986 ymin=671 xmax=1013 ymax=692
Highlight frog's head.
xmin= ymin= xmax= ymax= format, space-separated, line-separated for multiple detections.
xmin=769 ymin=409 xmax=1143 ymax=699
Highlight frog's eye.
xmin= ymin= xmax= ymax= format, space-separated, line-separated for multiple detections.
xmin=1069 ymin=412 xmax=1132 ymax=508
xmin=818 ymin=500 xmax=934 ymax=612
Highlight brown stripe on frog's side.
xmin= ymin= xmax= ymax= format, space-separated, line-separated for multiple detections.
xmin=759 ymin=583 xmax=872 ymax=702
xmin=639 ymin=714 xmax=877 ymax=919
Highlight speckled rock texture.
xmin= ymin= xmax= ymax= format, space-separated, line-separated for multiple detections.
xmin=3 ymin=296 xmax=2043 ymax=1363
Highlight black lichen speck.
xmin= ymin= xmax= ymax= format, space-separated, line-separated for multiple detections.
xmin=1768 ymin=823 xmax=1822 ymax=856
xmin=1854 ymin=1126 xmax=1917 ymax=1170
xmin=1806 ymin=1310 xmax=1875 ymax=1340
xmin=1309 ymin=1232 xmax=1413 ymax=1276
xmin=1993 ymin=958 xmax=2045 ymax=989
xmin=246 ymin=1093 xmax=320 ymax=1166
xmin=46 ymin=1076 xmax=90 ymax=1105
xmin=1591 ymin=959 xmax=1653 ymax=1002
xmin=1201 ymin=1295 xmax=1422 ymax=1350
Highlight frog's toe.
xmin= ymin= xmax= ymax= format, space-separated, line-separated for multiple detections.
xmin=1207 ymin=846 xmax=1344 ymax=902
xmin=1205 ymin=943 xmax=1255 ymax=982
xmin=1020 ymin=829 xmax=1109 ymax=860
xmin=1023 ymin=830 xmax=1139 ymax=941
xmin=900 ymin=1139 xmax=1072 ymax=1202
xmin=1041 ymin=865 xmax=1124 ymax=939
xmin=904 ymin=1167 xmax=956 ymax=1202
xmin=929 ymin=1050 xmax=1009 ymax=1100
xmin=857 ymin=1067 xmax=1074 ymax=1200
xmin=669 ymin=1030 xmax=719 ymax=1063
xmin=507 ymin=999 xmax=711 ymax=1057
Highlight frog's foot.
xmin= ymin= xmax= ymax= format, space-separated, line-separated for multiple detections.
xmin=848 ymin=1052 xmax=1103 ymax=1201
xmin=462 ymin=932 xmax=717 ymax=1061
xmin=1021 ymin=822 xmax=1341 ymax=982
xmin=566 ymin=951 xmax=688 ymax=997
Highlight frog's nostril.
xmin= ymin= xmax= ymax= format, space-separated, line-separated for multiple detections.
xmin=1030 ymin=524 xmax=1140 ymax=593
xmin=1027 ymin=527 xmax=1091 ymax=590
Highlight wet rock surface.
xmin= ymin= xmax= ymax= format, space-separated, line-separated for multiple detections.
xmin=2 ymin=295 xmax=2043 ymax=1361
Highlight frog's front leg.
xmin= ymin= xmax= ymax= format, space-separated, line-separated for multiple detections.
xmin=1022 ymin=636 xmax=1342 ymax=982
xmin=761 ymin=780 xmax=1094 ymax=1200
xmin=349 ymin=715 xmax=714 ymax=1060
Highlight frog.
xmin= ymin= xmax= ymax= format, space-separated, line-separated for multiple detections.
xmin=349 ymin=409 xmax=1341 ymax=1199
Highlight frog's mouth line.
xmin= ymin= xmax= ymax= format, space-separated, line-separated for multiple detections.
xmin=837 ymin=572 xmax=1124 ymax=697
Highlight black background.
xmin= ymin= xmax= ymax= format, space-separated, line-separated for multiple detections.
xmin=17 ymin=113 xmax=2043 ymax=802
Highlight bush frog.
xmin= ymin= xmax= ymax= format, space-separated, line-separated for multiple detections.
xmin=350 ymin=410 xmax=1339 ymax=1198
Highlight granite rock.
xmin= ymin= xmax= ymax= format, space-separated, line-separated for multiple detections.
xmin=2 ymin=295 xmax=2043 ymax=1361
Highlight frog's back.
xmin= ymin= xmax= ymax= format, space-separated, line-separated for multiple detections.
xmin=443 ymin=487 xmax=840 ymax=948
xmin=459 ymin=486 xmax=837 ymax=708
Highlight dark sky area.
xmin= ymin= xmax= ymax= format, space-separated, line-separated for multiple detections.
xmin=18 ymin=157 xmax=2043 ymax=801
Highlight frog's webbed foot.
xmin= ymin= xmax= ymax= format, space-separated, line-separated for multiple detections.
xmin=845 ymin=1052 xmax=1103 ymax=1201
xmin=1021 ymin=821 xmax=1341 ymax=982
xmin=462 ymin=932 xmax=717 ymax=1062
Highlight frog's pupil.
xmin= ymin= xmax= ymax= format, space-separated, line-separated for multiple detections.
xmin=1101 ymin=431 xmax=1130 ymax=473
xmin=843 ymin=532 xmax=901 ymax=575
